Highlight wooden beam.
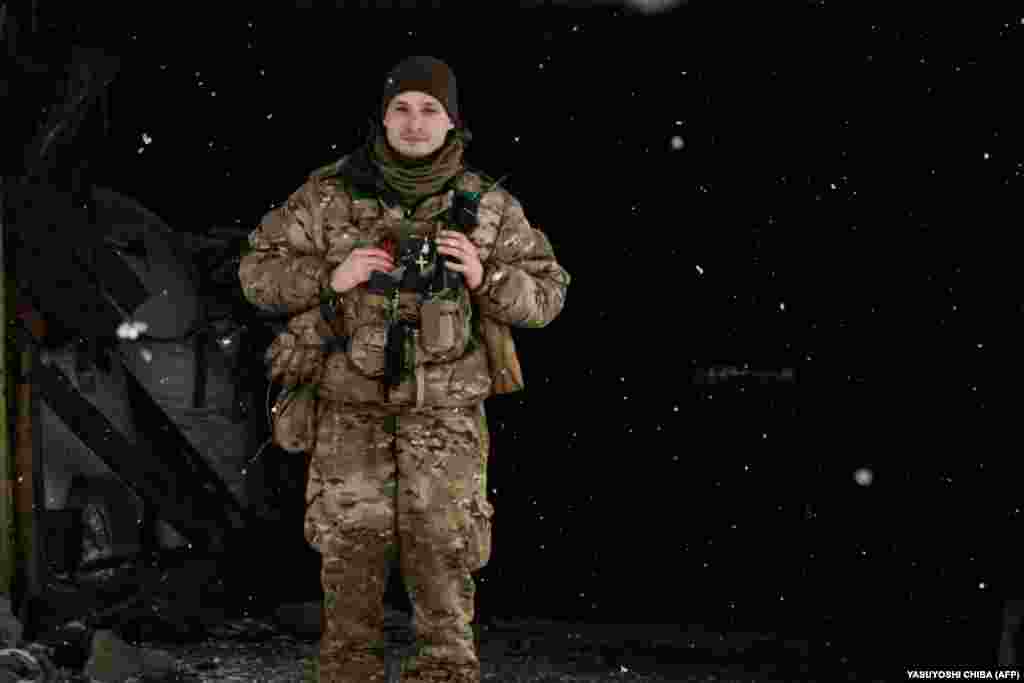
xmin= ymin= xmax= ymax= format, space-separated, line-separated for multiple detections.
xmin=13 ymin=342 xmax=40 ymax=608
xmin=1 ymin=176 xmax=14 ymax=599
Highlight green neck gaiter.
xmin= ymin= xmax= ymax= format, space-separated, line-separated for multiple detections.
xmin=370 ymin=128 xmax=467 ymax=207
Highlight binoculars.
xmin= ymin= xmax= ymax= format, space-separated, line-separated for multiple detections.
xmin=366 ymin=233 xmax=464 ymax=298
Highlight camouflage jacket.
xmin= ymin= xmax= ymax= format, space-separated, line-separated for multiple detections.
xmin=239 ymin=156 xmax=570 ymax=411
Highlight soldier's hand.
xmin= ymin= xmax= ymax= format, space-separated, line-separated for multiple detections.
xmin=330 ymin=248 xmax=396 ymax=294
xmin=436 ymin=230 xmax=484 ymax=291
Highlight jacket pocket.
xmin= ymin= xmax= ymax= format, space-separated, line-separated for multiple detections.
xmin=318 ymin=351 xmax=386 ymax=404
xmin=271 ymin=384 xmax=319 ymax=454
xmin=406 ymin=343 xmax=492 ymax=407
xmin=446 ymin=343 xmax=493 ymax=403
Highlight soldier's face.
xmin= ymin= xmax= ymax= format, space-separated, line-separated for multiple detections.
xmin=383 ymin=91 xmax=455 ymax=160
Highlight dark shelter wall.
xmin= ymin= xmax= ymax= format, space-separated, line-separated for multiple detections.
xmin=2 ymin=1 xmax=328 ymax=630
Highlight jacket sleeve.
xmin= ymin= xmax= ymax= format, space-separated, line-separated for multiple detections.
xmin=470 ymin=192 xmax=570 ymax=328
xmin=238 ymin=180 xmax=335 ymax=315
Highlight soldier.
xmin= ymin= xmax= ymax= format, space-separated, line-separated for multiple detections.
xmin=239 ymin=56 xmax=570 ymax=682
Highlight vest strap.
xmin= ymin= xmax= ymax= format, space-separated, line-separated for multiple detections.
xmin=415 ymin=364 xmax=425 ymax=408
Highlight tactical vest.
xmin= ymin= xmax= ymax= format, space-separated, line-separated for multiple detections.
xmin=311 ymin=157 xmax=505 ymax=397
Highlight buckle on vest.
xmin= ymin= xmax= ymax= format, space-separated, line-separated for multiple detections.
xmin=322 ymin=335 xmax=350 ymax=354
xmin=320 ymin=300 xmax=338 ymax=324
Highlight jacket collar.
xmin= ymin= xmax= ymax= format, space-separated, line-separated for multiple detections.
xmin=312 ymin=153 xmax=464 ymax=222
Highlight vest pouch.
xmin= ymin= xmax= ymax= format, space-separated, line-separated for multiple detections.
xmin=420 ymin=297 xmax=460 ymax=357
xmin=272 ymin=384 xmax=318 ymax=454
xmin=347 ymin=323 xmax=388 ymax=377
xmin=265 ymin=332 xmax=325 ymax=389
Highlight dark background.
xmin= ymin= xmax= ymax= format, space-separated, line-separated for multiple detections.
xmin=5 ymin=2 xmax=1020 ymax=672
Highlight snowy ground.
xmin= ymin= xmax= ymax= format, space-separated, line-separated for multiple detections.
xmin=100 ymin=607 xmax=822 ymax=682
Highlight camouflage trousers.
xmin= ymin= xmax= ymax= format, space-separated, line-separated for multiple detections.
xmin=303 ymin=400 xmax=495 ymax=683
